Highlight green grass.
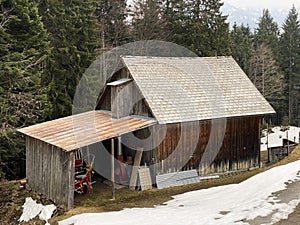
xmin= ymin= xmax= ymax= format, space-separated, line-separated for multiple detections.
xmin=51 ymin=144 xmax=300 ymax=223
xmin=261 ymin=150 xmax=268 ymax=162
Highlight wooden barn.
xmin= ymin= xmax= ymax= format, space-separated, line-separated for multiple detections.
xmin=18 ymin=56 xmax=275 ymax=208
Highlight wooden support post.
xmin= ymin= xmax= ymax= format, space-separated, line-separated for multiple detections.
xmin=67 ymin=152 xmax=75 ymax=209
xmin=258 ymin=118 xmax=261 ymax=168
xmin=87 ymin=146 xmax=90 ymax=164
xmin=129 ymin=147 xmax=143 ymax=190
xmin=267 ymin=123 xmax=270 ymax=163
xmin=117 ymin=136 xmax=122 ymax=161
xmin=86 ymin=146 xmax=93 ymax=192
xmin=287 ymin=131 xmax=289 ymax=156
xmin=111 ymin=138 xmax=115 ymax=200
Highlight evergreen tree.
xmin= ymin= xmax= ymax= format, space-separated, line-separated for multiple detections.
xmin=38 ymin=0 xmax=99 ymax=119
xmin=279 ymin=6 xmax=300 ymax=126
xmin=0 ymin=0 xmax=50 ymax=178
xmin=162 ymin=0 xmax=187 ymax=45
xmin=130 ymin=0 xmax=170 ymax=41
xmin=189 ymin=0 xmax=230 ymax=56
xmin=164 ymin=0 xmax=230 ymax=56
xmin=230 ymin=23 xmax=253 ymax=76
xmin=254 ymin=9 xmax=280 ymax=59
xmin=253 ymin=9 xmax=284 ymax=123
xmin=96 ymin=0 xmax=129 ymax=50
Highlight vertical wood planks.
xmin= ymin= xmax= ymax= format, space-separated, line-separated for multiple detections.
xmin=129 ymin=148 xmax=143 ymax=190
xmin=152 ymin=116 xmax=261 ymax=176
xmin=67 ymin=152 xmax=75 ymax=209
xmin=25 ymin=137 xmax=74 ymax=208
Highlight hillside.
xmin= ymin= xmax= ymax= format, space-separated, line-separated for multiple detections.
xmin=0 ymin=145 xmax=299 ymax=224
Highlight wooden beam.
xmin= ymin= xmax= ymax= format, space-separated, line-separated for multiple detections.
xmin=118 ymin=136 xmax=122 ymax=158
xmin=111 ymin=138 xmax=115 ymax=200
xmin=67 ymin=152 xmax=75 ymax=209
xmin=129 ymin=147 xmax=143 ymax=190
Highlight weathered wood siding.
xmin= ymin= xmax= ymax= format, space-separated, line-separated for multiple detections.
xmin=98 ymin=79 xmax=153 ymax=118
xmin=148 ymin=116 xmax=261 ymax=175
xmin=111 ymin=81 xmax=133 ymax=118
xmin=98 ymin=86 xmax=111 ymax=111
xmin=131 ymin=82 xmax=153 ymax=118
xmin=26 ymin=136 xmax=75 ymax=208
xmin=96 ymin=68 xmax=130 ymax=111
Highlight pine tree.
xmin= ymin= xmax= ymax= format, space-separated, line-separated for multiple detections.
xmin=195 ymin=0 xmax=230 ymax=56
xmin=162 ymin=0 xmax=187 ymax=44
xmin=130 ymin=0 xmax=170 ymax=41
xmin=0 ymin=0 xmax=50 ymax=178
xmin=166 ymin=0 xmax=230 ymax=56
xmin=96 ymin=0 xmax=129 ymax=50
xmin=230 ymin=23 xmax=253 ymax=76
xmin=253 ymin=9 xmax=284 ymax=123
xmin=280 ymin=6 xmax=300 ymax=126
xmin=38 ymin=0 xmax=99 ymax=119
xmin=254 ymin=9 xmax=280 ymax=59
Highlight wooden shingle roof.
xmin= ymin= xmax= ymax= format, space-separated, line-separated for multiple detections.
xmin=122 ymin=56 xmax=275 ymax=124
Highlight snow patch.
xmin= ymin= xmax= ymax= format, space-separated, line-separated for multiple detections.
xmin=39 ymin=204 xmax=57 ymax=225
xmin=59 ymin=160 xmax=300 ymax=225
xmin=19 ymin=197 xmax=56 ymax=224
xmin=261 ymin=126 xmax=300 ymax=151
xmin=270 ymin=199 xmax=300 ymax=224
xmin=19 ymin=198 xmax=44 ymax=222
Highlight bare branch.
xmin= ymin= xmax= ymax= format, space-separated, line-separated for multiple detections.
xmin=250 ymin=44 xmax=283 ymax=100
xmin=0 ymin=6 xmax=12 ymax=31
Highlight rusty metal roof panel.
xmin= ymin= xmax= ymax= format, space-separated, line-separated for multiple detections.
xmin=18 ymin=111 xmax=156 ymax=152
xmin=122 ymin=56 xmax=275 ymax=124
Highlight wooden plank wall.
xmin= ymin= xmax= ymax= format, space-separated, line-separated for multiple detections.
xmin=98 ymin=87 xmax=111 ymax=111
xmin=150 ymin=116 xmax=261 ymax=175
xmin=111 ymin=81 xmax=132 ymax=118
xmin=96 ymin=68 xmax=129 ymax=112
xmin=97 ymin=68 xmax=153 ymax=118
xmin=131 ymin=82 xmax=153 ymax=118
xmin=26 ymin=136 xmax=75 ymax=208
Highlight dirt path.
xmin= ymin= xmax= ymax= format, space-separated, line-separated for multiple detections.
xmin=247 ymin=179 xmax=300 ymax=225
xmin=274 ymin=204 xmax=300 ymax=225
xmin=274 ymin=200 xmax=300 ymax=225
xmin=272 ymin=180 xmax=300 ymax=225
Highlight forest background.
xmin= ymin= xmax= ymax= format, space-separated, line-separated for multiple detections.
xmin=0 ymin=0 xmax=299 ymax=179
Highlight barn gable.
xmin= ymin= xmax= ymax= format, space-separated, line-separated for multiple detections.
xmin=97 ymin=77 xmax=154 ymax=119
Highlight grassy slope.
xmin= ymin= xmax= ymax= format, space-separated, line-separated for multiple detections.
xmin=0 ymin=146 xmax=298 ymax=224
xmin=51 ymin=144 xmax=300 ymax=224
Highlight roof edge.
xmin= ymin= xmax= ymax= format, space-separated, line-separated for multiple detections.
xmin=156 ymin=111 xmax=276 ymax=125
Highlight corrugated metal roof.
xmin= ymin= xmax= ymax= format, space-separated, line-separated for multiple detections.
xmin=18 ymin=111 xmax=156 ymax=152
xmin=156 ymin=170 xmax=200 ymax=189
xmin=122 ymin=56 xmax=275 ymax=124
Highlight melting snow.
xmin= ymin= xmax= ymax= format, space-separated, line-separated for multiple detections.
xmin=59 ymin=160 xmax=300 ymax=225
xmin=19 ymin=198 xmax=44 ymax=222
xmin=261 ymin=126 xmax=300 ymax=151
xmin=19 ymin=197 xmax=56 ymax=225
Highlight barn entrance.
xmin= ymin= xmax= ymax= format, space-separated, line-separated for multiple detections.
xmin=73 ymin=125 xmax=156 ymax=200
xmin=75 ymin=138 xmax=130 ymax=188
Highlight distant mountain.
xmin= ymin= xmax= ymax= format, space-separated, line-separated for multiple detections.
xmin=221 ymin=3 xmax=296 ymax=31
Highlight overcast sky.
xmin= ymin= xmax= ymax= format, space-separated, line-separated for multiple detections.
xmin=223 ymin=0 xmax=300 ymax=10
